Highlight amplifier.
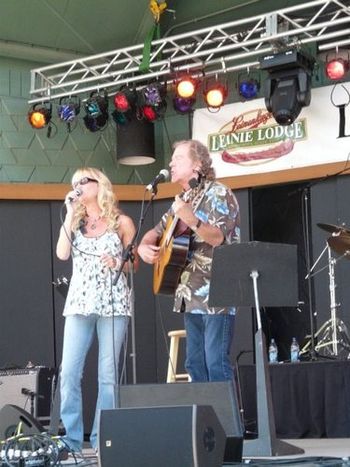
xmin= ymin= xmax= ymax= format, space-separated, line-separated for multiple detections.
xmin=0 ymin=367 xmax=56 ymax=419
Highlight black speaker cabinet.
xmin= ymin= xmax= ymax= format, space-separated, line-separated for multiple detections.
xmin=99 ymin=405 xmax=225 ymax=467
xmin=0 ymin=404 xmax=44 ymax=440
xmin=119 ymin=381 xmax=243 ymax=463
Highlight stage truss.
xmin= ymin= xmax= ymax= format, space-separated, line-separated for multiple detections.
xmin=28 ymin=0 xmax=350 ymax=104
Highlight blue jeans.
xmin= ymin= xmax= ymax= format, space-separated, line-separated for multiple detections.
xmin=60 ymin=314 xmax=129 ymax=451
xmin=184 ymin=313 xmax=235 ymax=382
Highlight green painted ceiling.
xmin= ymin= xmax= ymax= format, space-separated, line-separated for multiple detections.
xmin=0 ymin=0 xmax=309 ymax=62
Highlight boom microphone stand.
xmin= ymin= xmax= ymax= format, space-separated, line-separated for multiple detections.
xmin=113 ymin=188 xmax=158 ymax=384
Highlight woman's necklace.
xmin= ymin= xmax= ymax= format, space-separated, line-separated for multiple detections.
xmin=87 ymin=214 xmax=101 ymax=230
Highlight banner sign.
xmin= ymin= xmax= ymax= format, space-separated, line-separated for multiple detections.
xmin=193 ymin=83 xmax=350 ymax=179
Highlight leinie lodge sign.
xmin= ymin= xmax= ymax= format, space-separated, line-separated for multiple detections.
xmin=193 ymin=84 xmax=350 ymax=178
xmin=208 ymin=109 xmax=307 ymax=164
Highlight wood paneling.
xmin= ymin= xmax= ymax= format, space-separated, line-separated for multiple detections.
xmin=0 ymin=162 xmax=348 ymax=200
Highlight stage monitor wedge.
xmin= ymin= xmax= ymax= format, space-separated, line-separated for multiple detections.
xmin=99 ymin=405 xmax=226 ymax=467
xmin=118 ymin=381 xmax=243 ymax=463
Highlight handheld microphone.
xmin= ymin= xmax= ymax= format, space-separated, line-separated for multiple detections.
xmin=146 ymin=169 xmax=169 ymax=192
xmin=68 ymin=188 xmax=82 ymax=202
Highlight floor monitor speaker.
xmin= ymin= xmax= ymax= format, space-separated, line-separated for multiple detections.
xmin=119 ymin=381 xmax=243 ymax=463
xmin=0 ymin=404 xmax=44 ymax=440
xmin=99 ymin=405 xmax=225 ymax=467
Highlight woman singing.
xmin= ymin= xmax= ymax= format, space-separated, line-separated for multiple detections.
xmin=56 ymin=167 xmax=137 ymax=453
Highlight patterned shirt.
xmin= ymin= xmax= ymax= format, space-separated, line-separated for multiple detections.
xmin=155 ymin=180 xmax=240 ymax=314
xmin=63 ymin=229 xmax=130 ymax=317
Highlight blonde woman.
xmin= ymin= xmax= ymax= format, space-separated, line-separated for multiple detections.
xmin=56 ymin=167 xmax=137 ymax=453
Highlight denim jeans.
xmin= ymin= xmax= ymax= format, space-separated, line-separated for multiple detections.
xmin=184 ymin=313 xmax=235 ymax=382
xmin=60 ymin=314 xmax=129 ymax=451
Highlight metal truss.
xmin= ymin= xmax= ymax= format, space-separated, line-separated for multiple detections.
xmin=29 ymin=0 xmax=350 ymax=103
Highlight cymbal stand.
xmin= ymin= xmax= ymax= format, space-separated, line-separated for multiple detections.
xmin=328 ymin=245 xmax=338 ymax=356
xmin=303 ymin=242 xmax=350 ymax=358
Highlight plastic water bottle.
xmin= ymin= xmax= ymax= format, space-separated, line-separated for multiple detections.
xmin=290 ymin=337 xmax=300 ymax=362
xmin=268 ymin=338 xmax=278 ymax=363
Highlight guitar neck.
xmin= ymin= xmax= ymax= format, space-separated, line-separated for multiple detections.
xmin=165 ymin=215 xmax=179 ymax=244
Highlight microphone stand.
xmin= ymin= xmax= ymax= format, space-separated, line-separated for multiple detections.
xmin=112 ymin=188 xmax=158 ymax=384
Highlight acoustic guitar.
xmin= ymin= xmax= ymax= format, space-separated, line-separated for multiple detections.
xmin=153 ymin=215 xmax=190 ymax=295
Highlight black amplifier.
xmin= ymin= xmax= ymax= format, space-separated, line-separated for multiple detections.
xmin=0 ymin=367 xmax=56 ymax=419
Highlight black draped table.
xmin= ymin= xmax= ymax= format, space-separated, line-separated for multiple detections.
xmin=239 ymin=360 xmax=350 ymax=438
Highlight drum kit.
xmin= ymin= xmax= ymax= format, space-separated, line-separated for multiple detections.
xmin=302 ymin=222 xmax=350 ymax=359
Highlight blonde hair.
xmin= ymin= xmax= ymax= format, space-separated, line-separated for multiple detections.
xmin=71 ymin=167 xmax=120 ymax=232
xmin=173 ymin=139 xmax=216 ymax=181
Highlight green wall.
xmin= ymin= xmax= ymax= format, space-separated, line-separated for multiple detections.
xmin=0 ymin=57 xmax=190 ymax=185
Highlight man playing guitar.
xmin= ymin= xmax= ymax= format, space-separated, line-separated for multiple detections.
xmin=138 ymin=139 xmax=240 ymax=382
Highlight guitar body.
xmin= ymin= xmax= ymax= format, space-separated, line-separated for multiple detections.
xmin=153 ymin=216 xmax=190 ymax=295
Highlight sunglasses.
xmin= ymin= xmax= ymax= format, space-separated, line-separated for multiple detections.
xmin=72 ymin=177 xmax=98 ymax=189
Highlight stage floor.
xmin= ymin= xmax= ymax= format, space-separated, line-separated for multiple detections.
xmin=59 ymin=438 xmax=350 ymax=466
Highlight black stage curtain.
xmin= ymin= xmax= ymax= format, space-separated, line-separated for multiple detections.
xmin=239 ymin=361 xmax=350 ymax=438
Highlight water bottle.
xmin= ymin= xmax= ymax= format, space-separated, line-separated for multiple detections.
xmin=268 ymin=338 xmax=278 ymax=363
xmin=290 ymin=337 xmax=300 ymax=362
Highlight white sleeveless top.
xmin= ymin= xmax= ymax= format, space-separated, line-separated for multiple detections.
xmin=63 ymin=229 xmax=130 ymax=317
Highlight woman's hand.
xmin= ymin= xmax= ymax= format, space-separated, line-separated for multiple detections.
xmin=100 ymin=253 xmax=120 ymax=270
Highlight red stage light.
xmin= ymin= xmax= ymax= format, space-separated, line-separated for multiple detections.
xmin=114 ymin=91 xmax=131 ymax=112
xmin=325 ymin=58 xmax=349 ymax=80
xmin=142 ymin=105 xmax=158 ymax=122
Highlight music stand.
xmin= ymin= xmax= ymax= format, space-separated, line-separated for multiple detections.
xmin=209 ymin=241 xmax=304 ymax=458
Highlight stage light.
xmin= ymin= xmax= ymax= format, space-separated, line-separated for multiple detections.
xmin=141 ymin=105 xmax=158 ymax=122
xmin=83 ymin=91 xmax=109 ymax=132
xmin=57 ymin=97 xmax=80 ymax=132
xmin=28 ymin=103 xmax=52 ymax=129
xmin=141 ymin=82 xmax=166 ymax=107
xmin=173 ymin=96 xmax=195 ymax=114
xmin=203 ymin=80 xmax=228 ymax=111
xmin=238 ymin=75 xmax=260 ymax=100
xmin=113 ymin=87 xmax=137 ymax=113
xmin=325 ymin=58 xmax=349 ymax=81
xmin=112 ymin=110 xmax=130 ymax=126
xmin=175 ymin=75 xmax=199 ymax=99
xmin=260 ymin=49 xmax=315 ymax=126
xmin=138 ymin=82 xmax=167 ymax=121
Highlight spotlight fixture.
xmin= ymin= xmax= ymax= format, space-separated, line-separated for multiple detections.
xmin=175 ymin=75 xmax=199 ymax=99
xmin=325 ymin=57 xmax=349 ymax=81
xmin=260 ymin=48 xmax=315 ymax=126
xmin=83 ymin=91 xmax=109 ymax=132
xmin=113 ymin=87 xmax=137 ymax=113
xmin=57 ymin=96 xmax=80 ymax=132
xmin=237 ymin=73 xmax=260 ymax=100
xmin=141 ymin=105 xmax=158 ymax=122
xmin=28 ymin=103 xmax=52 ymax=129
xmin=138 ymin=82 xmax=167 ymax=121
xmin=203 ymin=79 xmax=228 ymax=111
xmin=173 ymin=96 xmax=195 ymax=114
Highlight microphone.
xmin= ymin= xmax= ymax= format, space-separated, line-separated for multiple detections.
xmin=21 ymin=387 xmax=35 ymax=397
xmin=68 ymin=188 xmax=82 ymax=202
xmin=146 ymin=169 xmax=169 ymax=192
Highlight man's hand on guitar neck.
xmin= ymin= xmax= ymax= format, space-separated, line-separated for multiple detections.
xmin=172 ymin=195 xmax=197 ymax=227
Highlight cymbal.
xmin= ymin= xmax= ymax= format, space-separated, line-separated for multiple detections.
xmin=327 ymin=235 xmax=350 ymax=257
xmin=317 ymin=223 xmax=350 ymax=235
